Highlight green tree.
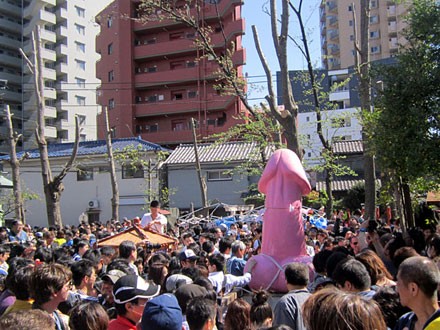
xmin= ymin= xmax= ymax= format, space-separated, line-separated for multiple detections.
xmin=365 ymin=0 xmax=440 ymax=228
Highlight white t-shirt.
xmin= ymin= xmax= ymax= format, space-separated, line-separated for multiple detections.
xmin=141 ymin=213 xmax=167 ymax=234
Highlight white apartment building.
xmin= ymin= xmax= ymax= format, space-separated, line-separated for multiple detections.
xmin=299 ymin=68 xmax=363 ymax=169
xmin=0 ymin=0 xmax=112 ymax=152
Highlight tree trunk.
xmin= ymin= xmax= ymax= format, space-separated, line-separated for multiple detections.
xmin=325 ymin=170 xmax=334 ymax=219
xmin=400 ymin=178 xmax=414 ymax=230
xmin=191 ymin=118 xmax=208 ymax=212
xmin=4 ymin=105 xmax=25 ymax=223
xmin=104 ymin=106 xmax=119 ymax=222
xmin=354 ymin=1 xmax=376 ymax=220
xmin=30 ymin=27 xmax=80 ymax=228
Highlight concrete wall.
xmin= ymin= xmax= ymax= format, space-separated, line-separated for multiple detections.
xmin=168 ymin=165 xmax=253 ymax=210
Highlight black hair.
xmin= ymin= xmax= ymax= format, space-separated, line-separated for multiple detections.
xmin=332 ymin=258 xmax=371 ymax=291
xmin=119 ymin=241 xmax=136 ymax=259
xmin=71 ymin=259 xmax=94 ymax=287
xmin=284 ymin=263 xmax=309 ymax=287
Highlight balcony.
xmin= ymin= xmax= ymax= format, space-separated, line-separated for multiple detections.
xmin=0 ymin=72 xmax=21 ymax=85
xmin=45 ymin=106 xmax=57 ymax=118
xmin=0 ymin=17 xmax=21 ymax=34
xmin=1 ymin=90 xmax=21 ymax=103
xmin=42 ymin=67 xmax=56 ymax=80
xmin=45 ymin=125 xmax=57 ymax=138
xmin=327 ymin=1 xmax=337 ymax=13
xmin=23 ymin=10 xmax=57 ymax=36
xmin=387 ymin=6 xmax=396 ymax=17
xmin=134 ymin=38 xmax=195 ymax=60
xmin=0 ymin=0 xmax=22 ymax=16
xmin=56 ymin=62 xmax=68 ymax=75
xmin=389 ymin=38 xmax=398 ymax=50
xmin=139 ymin=125 xmax=232 ymax=144
xmin=44 ymin=88 xmax=57 ymax=100
xmin=135 ymin=94 xmax=235 ymax=118
xmin=56 ymin=7 xmax=68 ymax=21
xmin=56 ymin=119 xmax=69 ymax=130
xmin=0 ymin=34 xmax=20 ymax=49
xmin=23 ymin=0 xmax=56 ymax=18
xmin=329 ymin=89 xmax=349 ymax=101
xmin=134 ymin=0 xmax=244 ymax=31
xmin=56 ymin=43 xmax=68 ymax=56
xmin=41 ymin=48 xmax=56 ymax=62
xmin=57 ymin=25 xmax=68 ymax=39
xmin=40 ymin=29 xmax=57 ymax=43
xmin=0 ymin=52 xmax=21 ymax=68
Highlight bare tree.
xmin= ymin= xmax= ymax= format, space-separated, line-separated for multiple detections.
xmin=104 ymin=106 xmax=119 ymax=222
xmin=3 ymin=105 xmax=27 ymax=223
xmin=22 ymin=28 xmax=80 ymax=228
xmin=251 ymin=0 xmax=301 ymax=155
xmin=137 ymin=0 xmax=301 ymax=155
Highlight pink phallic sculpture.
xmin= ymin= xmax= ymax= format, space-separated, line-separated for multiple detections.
xmin=245 ymin=149 xmax=313 ymax=292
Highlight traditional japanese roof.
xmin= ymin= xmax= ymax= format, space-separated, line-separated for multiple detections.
xmin=0 ymin=137 xmax=169 ymax=161
xmin=333 ymin=140 xmax=363 ymax=155
xmin=164 ymin=141 xmax=273 ymax=165
xmin=98 ymin=226 xmax=177 ymax=250
xmin=316 ymin=179 xmax=381 ymax=192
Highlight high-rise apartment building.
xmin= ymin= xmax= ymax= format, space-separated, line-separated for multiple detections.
xmin=95 ymin=0 xmax=246 ymax=146
xmin=320 ymin=0 xmax=410 ymax=70
xmin=0 ymin=0 xmax=112 ymax=152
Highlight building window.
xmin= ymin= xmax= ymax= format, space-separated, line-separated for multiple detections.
xmin=80 ymin=134 xmax=86 ymax=142
xmin=108 ymin=70 xmax=114 ymax=82
xmin=108 ymin=98 xmax=115 ymax=109
xmin=76 ymin=6 xmax=85 ymax=18
xmin=172 ymin=120 xmax=186 ymax=131
xmin=348 ymin=5 xmax=353 ymax=11
xmin=77 ymin=167 xmax=93 ymax=181
xmin=76 ymin=42 xmax=85 ymax=53
xmin=147 ymin=95 xmax=157 ymax=103
xmin=145 ymin=124 xmax=158 ymax=133
xmin=77 ymin=115 xmax=86 ymax=126
xmin=370 ymin=15 xmax=379 ymax=24
xmin=122 ymin=164 xmax=144 ymax=179
xmin=75 ymin=24 xmax=85 ymax=35
xmin=371 ymin=45 xmax=381 ymax=54
xmin=76 ymin=78 xmax=85 ymax=88
xmin=169 ymin=31 xmax=184 ymax=40
xmin=350 ymin=35 xmax=354 ymax=41
xmin=370 ymin=30 xmax=380 ymax=38
xmin=207 ymin=170 xmax=232 ymax=182
xmin=76 ymin=60 xmax=86 ymax=70
xmin=107 ymin=16 xmax=113 ymax=28
xmin=370 ymin=1 xmax=377 ymax=9
xmin=349 ymin=20 xmax=353 ymax=27
xmin=188 ymin=91 xmax=197 ymax=98
xmin=108 ymin=43 xmax=113 ymax=55
xmin=76 ymin=96 xmax=86 ymax=106
xmin=306 ymin=116 xmax=310 ymax=122
xmin=172 ymin=91 xmax=184 ymax=100
xmin=170 ymin=61 xmax=184 ymax=70
xmin=110 ymin=127 xmax=116 ymax=138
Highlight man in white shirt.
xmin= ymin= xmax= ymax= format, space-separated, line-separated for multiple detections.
xmin=141 ymin=200 xmax=167 ymax=234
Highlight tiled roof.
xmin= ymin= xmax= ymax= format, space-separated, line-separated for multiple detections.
xmin=316 ymin=179 xmax=381 ymax=192
xmin=0 ymin=137 xmax=169 ymax=161
xmin=333 ymin=140 xmax=363 ymax=154
xmin=164 ymin=141 xmax=274 ymax=165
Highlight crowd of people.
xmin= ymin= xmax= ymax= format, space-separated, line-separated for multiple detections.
xmin=0 ymin=201 xmax=439 ymax=330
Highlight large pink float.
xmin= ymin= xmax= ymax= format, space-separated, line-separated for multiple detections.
xmin=245 ymin=149 xmax=313 ymax=292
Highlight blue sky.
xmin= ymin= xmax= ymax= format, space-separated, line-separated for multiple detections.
xmin=241 ymin=0 xmax=322 ymax=105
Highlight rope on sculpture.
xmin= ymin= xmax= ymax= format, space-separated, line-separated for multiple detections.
xmin=258 ymin=253 xmax=288 ymax=291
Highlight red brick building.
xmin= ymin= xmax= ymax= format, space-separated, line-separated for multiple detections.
xmin=96 ymin=0 xmax=246 ymax=146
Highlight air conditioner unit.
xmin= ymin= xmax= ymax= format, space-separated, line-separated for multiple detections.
xmin=88 ymin=199 xmax=99 ymax=209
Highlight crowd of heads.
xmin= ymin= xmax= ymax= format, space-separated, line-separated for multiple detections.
xmin=0 ymin=211 xmax=437 ymax=330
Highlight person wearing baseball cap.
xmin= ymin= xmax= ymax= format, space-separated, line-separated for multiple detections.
xmin=108 ymin=275 xmax=160 ymax=330
xmin=141 ymin=293 xmax=183 ymax=330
